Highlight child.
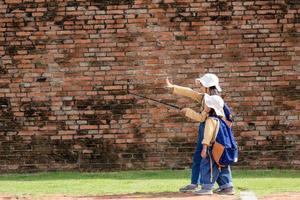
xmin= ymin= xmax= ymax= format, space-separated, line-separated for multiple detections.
xmin=195 ymin=94 xmax=234 ymax=195
xmin=166 ymin=73 xmax=234 ymax=194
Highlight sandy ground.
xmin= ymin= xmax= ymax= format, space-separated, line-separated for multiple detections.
xmin=0 ymin=192 xmax=299 ymax=200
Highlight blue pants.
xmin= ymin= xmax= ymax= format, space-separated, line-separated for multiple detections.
xmin=200 ymin=150 xmax=233 ymax=190
xmin=217 ymin=166 xmax=234 ymax=189
xmin=191 ymin=128 xmax=203 ymax=184
xmin=191 ymin=129 xmax=233 ymax=189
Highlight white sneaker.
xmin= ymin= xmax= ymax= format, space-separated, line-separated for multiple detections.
xmin=179 ymin=184 xmax=198 ymax=193
xmin=194 ymin=189 xmax=213 ymax=195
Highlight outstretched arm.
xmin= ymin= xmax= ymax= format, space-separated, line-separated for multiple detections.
xmin=166 ymin=78 xmax=203 ymax=103
xmin=181 ymin=107 xmax=209 ymax=123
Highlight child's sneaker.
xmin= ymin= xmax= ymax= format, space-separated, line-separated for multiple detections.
xmin=214 ymin=187 xmax=235 ymax=195
xmin=179 ymin=184 xmax=197 ymax=193
xmin=194 ymin=189 xmax=213 ymax=195
xmin=213 ymin=188 xmax=222 ymax=193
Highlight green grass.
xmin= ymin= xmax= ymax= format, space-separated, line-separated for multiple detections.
xmin=0 ymin=169 xmax=299 ymax=197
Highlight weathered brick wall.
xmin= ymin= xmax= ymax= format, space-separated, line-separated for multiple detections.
xmin=0 ymin=0 xmax=299 ymax=172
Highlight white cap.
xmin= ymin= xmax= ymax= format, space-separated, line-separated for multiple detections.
xmin=196 ymin=73 xmax=222 ymax=92
xmin=204 ymin=93 xmax=225 ymax=117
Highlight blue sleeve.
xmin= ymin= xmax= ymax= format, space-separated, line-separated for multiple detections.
xmin=223 ymin=103 xmax=233 ymax=122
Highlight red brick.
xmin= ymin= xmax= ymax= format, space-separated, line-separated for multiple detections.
xmin=0 ymin=0 xmax=298 ymax=172
xmin=19 ymin=131 xmax=35 ymax=136
xmin=58 ymin=131 xmax=76 ymax=135
xmin=80 ymin=125 xmax=98 ymax=130
xmin=5 ymin=0 xmax=22 ymax=3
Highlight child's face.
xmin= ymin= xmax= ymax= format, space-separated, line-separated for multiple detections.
xmin=195 ymin=79 xmax=208 ymax=93
xmin=204 ymin=104 xmax=211 ymax=112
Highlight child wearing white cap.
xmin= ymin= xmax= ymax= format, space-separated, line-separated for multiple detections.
xmin=196 ymin=73 xmax=222 ymax=93
xmin=166 ymin=73 xmax=232 ymax=127
xmin=166 ymin=73 xmax=234 ymax=195
xmin=195 ymin=94 xmax=235 ymax=195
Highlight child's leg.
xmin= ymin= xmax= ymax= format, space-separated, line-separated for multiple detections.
xmin=214 ymin=166 xmax=235 ymax=195
xmin=191 ymin=141 xmax=202 ymax=184
xmin=216 ymin=166 xmax=234 ymax=189
xmin=179 ymin=131 xmax=203 ymax=192
xmin=200 ymin=156 xmax=219 ymax=190
xmin=195 ymin=151 xmax=220 ymax=195
xmin=191 ymin=126 xmax=204 ymax=185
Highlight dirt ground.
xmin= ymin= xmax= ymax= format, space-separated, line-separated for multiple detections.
xmin=0 ymin=192 xmax=300 ymax=200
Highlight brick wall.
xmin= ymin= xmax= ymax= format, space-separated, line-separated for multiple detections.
xmin=0 ymin=0 xmax=299 ymax=172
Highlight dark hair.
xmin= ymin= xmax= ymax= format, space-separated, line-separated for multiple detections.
xmin=208 ymin=108 xmax=217 ymax=116
xmin=209 ymin=86 xmax=219 ymax=95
